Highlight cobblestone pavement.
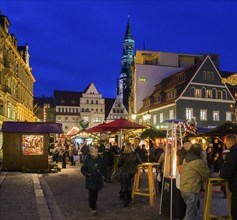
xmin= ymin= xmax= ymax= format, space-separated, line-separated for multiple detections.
xmin=0 ymin=163 xmax=230 ymax=220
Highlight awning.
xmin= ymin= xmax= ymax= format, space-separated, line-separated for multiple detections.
xmin=1 ymin=122 xmax=63 ymax=134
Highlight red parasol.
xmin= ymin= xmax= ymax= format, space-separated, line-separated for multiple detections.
xmin=86 ymin=122 xmax=116 ymax=133
xmin=102 ymin=118 xmax=146 ymax=130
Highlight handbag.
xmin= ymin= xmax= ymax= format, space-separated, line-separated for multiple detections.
xmin=112 ymin=153 xmax=132 ymax=182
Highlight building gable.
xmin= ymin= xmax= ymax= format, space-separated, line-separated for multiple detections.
xmin=177 ymin=56 xmax=235 ymax=102
xmin=84 ymin=82 xmax=100 ymax=94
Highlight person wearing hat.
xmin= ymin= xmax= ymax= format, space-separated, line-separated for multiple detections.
xmin=220 ymin=134 xmax=237 ymax=220
xmin=81 ymin=146 xmax=104 ymax=215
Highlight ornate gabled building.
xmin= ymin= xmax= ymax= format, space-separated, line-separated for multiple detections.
xmin=105 ymin=96 xmax=129 ymax=122
xmin=0 ymin=13 xmax=35 ymax=123
xmin=54 ymin=82 xmax=105 ymax=134
xmin=135 ymin=56 xmax=235 ymax=128
xmin=117 ymin=18 xmax=135 ymax=111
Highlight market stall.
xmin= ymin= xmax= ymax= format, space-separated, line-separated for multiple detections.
xmin=1 ymin=121 xmax=63 ymax=171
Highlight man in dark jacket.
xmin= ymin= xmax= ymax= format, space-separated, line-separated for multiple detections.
xmin=220 ymin=134 xmax=237 ymax=220
xmin=103 ymin=142 xmax=114 ymax=183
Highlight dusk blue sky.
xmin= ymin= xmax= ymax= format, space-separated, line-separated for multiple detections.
xmin=1 ymin=0 xmax=236 ymax=98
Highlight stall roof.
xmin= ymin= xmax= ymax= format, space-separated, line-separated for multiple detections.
xmin=1 ymin=122 xmax=63 ymax=134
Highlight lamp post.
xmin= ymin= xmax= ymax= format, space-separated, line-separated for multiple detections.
xmin=143 ymin=111 xmax=151 ymax=126
xmin=131 ymin=113 xmax=136 ymax=121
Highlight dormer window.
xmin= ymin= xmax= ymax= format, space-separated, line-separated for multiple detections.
xmin=166 ymin=89 xmax=176 ymax=100
xmin=178 ymin=73 xmax=185 ymax=84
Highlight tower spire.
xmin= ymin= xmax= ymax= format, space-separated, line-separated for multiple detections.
xmin=124 ymin=15 xmax=133 ymax=39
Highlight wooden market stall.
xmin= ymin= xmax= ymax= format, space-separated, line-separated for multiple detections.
xmin=1 ymin=121 xmax=63 ymax=171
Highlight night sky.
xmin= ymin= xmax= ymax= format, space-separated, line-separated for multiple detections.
xmin=1 ymin=0 xmax=236 ymax=98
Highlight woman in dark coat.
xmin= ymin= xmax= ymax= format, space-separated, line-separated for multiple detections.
xmin=117 ymin=142 xmax=142 ymax=207
xmin=81 ymin=146 xmax=104 ymax=215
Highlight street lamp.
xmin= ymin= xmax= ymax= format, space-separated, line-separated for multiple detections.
xmin=131 ymin=113 xmax=136 ymax=121
xmin=143 ymin=111 xmax=151 ymax=125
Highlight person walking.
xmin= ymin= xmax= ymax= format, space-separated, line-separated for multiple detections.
xmin=103 ymin=142 xmax=114 ymax=183
xmin=80 ymin=142 xmax=89 ymax=163
xmin=180 ymin=143 xmax=210 ymax=220
xmin=117 ymin=142 xmax=142 ymax=207
xmin=68 ymin=143 xmax=77 ymax=166
xmin=220 ymin=134 xmax=237 ymax=220
xmin=81 ymin=146 xmax=104 ymax=215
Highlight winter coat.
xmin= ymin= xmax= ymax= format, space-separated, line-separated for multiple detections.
xmin=81 ymin=154 xmax=104 ymax=191
xmin=180 ymin=151 xmax=210 ymax=193
xmin=117 ymin=152 xmax=142 ymax=174
xmin=220 ymin=144 xmax=237 ymax=193
xmin=103 ymin=149 xmax=114 ymax=167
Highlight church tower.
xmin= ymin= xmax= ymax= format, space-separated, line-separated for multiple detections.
xmin=117 ymin=17 xmax=135 ymax=111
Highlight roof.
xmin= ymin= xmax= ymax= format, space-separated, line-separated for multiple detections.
xmin=54 ymin=90 xmax=82 ymax=106
xmin=1 ymin=122 xmax=63 ymax=134
xmin=105 ymin=98 xmax=115 ymax=119
xmin=34 ymin=96 xmax=54 ymax=108
xmin=124 ymin=18 xmax=133 ymax=40
xmin=138 ymin=61 xmax=201 ymax=113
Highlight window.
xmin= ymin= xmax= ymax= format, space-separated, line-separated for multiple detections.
xmin=226 ymin=112 xmax=232 ymax=121
xmin=86 ymin=100 xmax=89 ymax=104
xmin=60 ymin=99 xmax=65 ymax=104
xmin=65 ymin=117 xmax=68 ymax=121
xmin=153 ymin=115 xmax=157 ymax=125
xmin=93 ymin=117 xmax=102 ymax=123
xmin=213 ymin=111 xmax=219 ymax=121
xmin=195 ymin=89 xmax=201 ymax=98
xmin=217 ymin=91 xmax=222 ymax=99
xmin=169 ymin=110 xmax=174 ymax=119
xmin=91 ymin=100 xmax=94 ymax=104
xmin=84 ymin=117 xmax=89 ymax=122
xmin=57 ymin=116 xmax=61 ymax=121
xmin=22 ymin=135 xmax=44 ymax=155
xmin=166 ymin=89 xmax=176 ymax=100
xmin=186 ymin=108 xmax=193 ymax=120
xmin=200 ymin=109 xmax=207 ymax=121
xmin=113 ymin=109 xmax=116 ymax=113
xmin=206 ymin=90 xmax=212 ymax=98
xmin=96 ymin=100 xmax=98 ymax=104
xmin=178 ymin=73 xmax=185 ymax=84
xmin=65 ymin=126 xmax=68 ymax=130
xmin=96 ymin=108 xmax=98 ymax=112
xmin=71 ymin=100 xmax=75 ymax=104
xmin=160 ymin=113 xmax=163 ymax=123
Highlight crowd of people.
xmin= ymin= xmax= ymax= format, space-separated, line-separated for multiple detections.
xmin=49 ymin=135 xmax=237 ymax=219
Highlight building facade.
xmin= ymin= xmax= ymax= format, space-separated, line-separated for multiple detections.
xmin=54 ymin=83 xmax=105 ymax=134
xmin=0 ymin=13 xmax=35 ymax=150
xmin=134 ymin=56 xmax=235 ymax=128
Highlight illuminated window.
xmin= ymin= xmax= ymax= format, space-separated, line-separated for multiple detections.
xmin=22 ymin=135 xmax=44 ymax=155
xmin=195 ymin=89 xmax=201 ymax=98
xmin=186 ymin=108 xmax=193 ymax=120
xmin=153 ymin=115 xmax=157 ymax=124
xmin=213 ymin=111 xmax=219 ymax=121
xmin=160 ymin=113 xmax=163 ymax=123
xmin=169 ymin=110 xmax=174 ymax=119
xmin=60 ymin=99 xmax=65 ymax=104
xmin=200 ymin=109 xmax=207 ymax=121
xmin=226 ymin=112 xmax=232 ymax=121
xmin=93 ymin=117 xmax=102 ymax=123
xmin=206 ymin=90 xmax=212 ymax=98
